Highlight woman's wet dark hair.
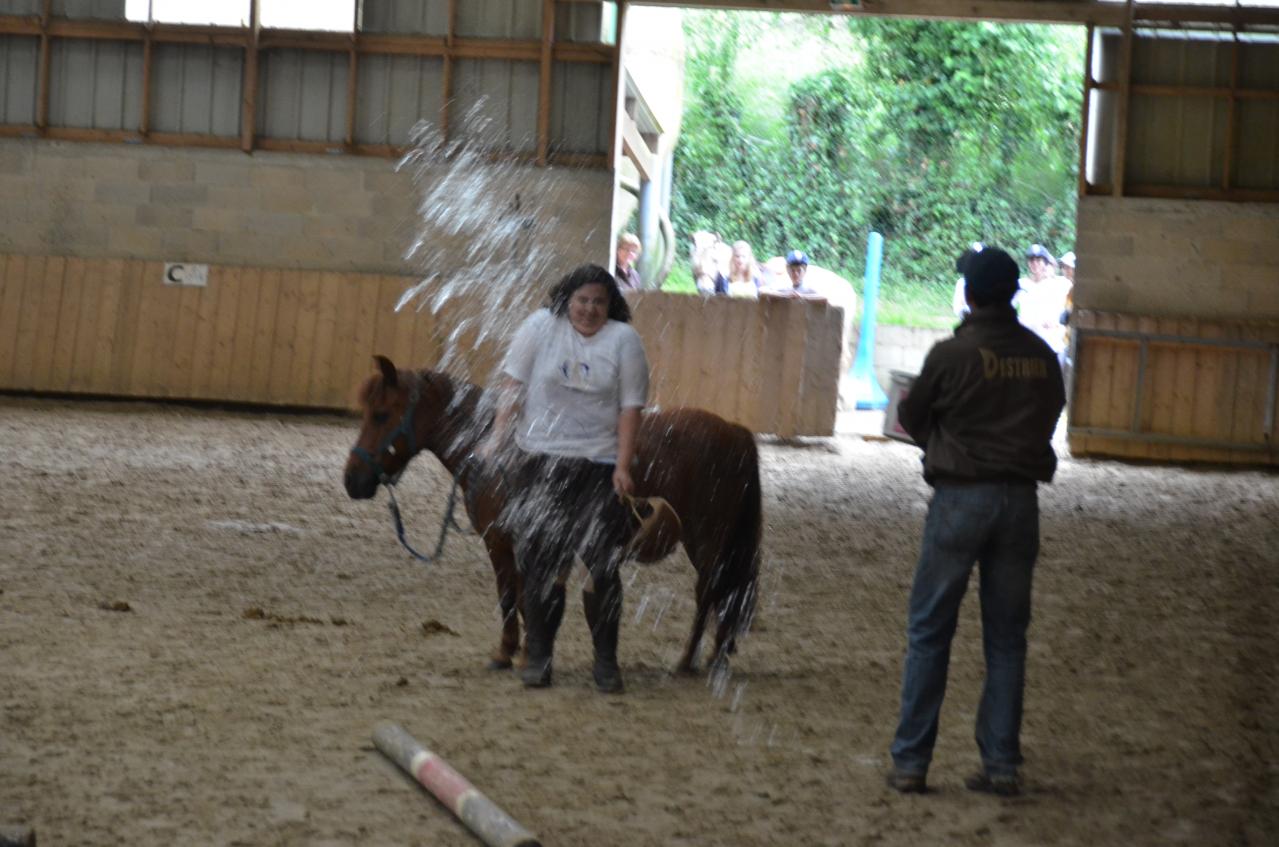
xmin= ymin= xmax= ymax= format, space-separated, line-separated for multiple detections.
xmin=547 ymin=264 xmax=632 ymax=323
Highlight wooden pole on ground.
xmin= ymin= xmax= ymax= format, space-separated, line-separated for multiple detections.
xmin=372 ymin=722 xmax=541 ymax=847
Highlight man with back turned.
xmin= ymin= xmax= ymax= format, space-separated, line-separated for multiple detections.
xmin=886 ymin=247 xmax=1065 ymax=797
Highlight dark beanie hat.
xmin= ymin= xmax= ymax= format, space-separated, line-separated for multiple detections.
xmin=964 ymin=247 xmax=1020 ymax=307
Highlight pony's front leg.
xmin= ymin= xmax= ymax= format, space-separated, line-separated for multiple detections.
xmin=484 ymin=535 xmax=524 ymax=670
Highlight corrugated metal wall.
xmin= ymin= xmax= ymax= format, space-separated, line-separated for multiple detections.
xmin=457 ymin=0 xmax=541 ymax=40
xmin=1237 ymin=38 xmax=1279 ymax=190
xmin=356 ymin=55 xmax=445 ymax=147
xmin=152 ymin=45 xmax=242 ymax=137
xmin=1091 ymin=29 xmax=1279 ymax=194
xmin=0 ymin=0 xmax=616 ymax=158
xmin=51 ymin=0 xmax=126 ymax=20
xmin=6 ymin=0 xmax=42 ymax=16
xmin=49 ymin=39 xmax=142 ymax=130
xmin=258 ymin=50 xmax=349 ymax=144
xmin=551 ymin=62 xmax=612 ymax=153
xmin=361 ymin=0 xmax=450 ymax=36
xmin=0 ymin=35 xmax=38 ymax=126
xmin=453 ymin=59 xmax=540 ymax=153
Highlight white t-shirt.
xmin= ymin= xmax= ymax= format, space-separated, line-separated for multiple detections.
xmin=1016 ymin=276 xmax=1072 ymax=353
xmin=501 ymin=309 xmax=649 ymax=462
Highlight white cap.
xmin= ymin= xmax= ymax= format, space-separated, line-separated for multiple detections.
xmin=1059 ymin=251 xmax=1076 ymax=269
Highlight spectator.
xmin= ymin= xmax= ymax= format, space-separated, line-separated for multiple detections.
xmin=1058 ymin=251 xmax=1075 ymax=286
xmin=762 ymin=250 xmax=825 ymax=301
xmin=691 ymin=231 xmax=730 ymax=296
xmin=886 ymin=247 xmax=1066 ymax=797
xmin=615 ymin=232 xmax=643 ymax=291
xmin=1016 ymin=244 xmax=1071 ymax=363
xmin=951 ymin=242 xmax=984 ymax=319
xmin=1057 ymin=250 xmax=1077 ymax=379
xmin=716 ymin=241 xmax=765 ymax=299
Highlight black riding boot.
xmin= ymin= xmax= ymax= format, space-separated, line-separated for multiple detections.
xmin=583 ymin=576 xmax=624 ymax=694
xmin=521 ymin=583 xmax=565 ymax=688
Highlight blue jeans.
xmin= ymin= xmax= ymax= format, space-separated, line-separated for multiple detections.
xmin=890 ymin=482 xmax=1040 ymax=778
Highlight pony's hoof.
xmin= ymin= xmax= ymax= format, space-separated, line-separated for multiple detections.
xmin=674 ymin=662 xmax=699 ymax=676
xmin=520 ymin=659 xmax=552 ymax=688
xmin=487 ymin=657 xmax=513 ymax=671
xmin=593 ymin=662 xmax=624 ymax=694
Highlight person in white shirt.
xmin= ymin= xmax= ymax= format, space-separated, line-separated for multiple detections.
xmin=480 ymin=264 xmax=650 ymax=693
xmin=1016 ymin=244 xmax=1072 ymax=363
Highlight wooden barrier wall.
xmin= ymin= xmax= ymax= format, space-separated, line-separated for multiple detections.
xmin=0 ymin=254 xmax=843 ymax=437
xmin=629 ymin=292 xmax=844 ymax=438
xmin=1068 ymin=309 xmax=1279 ymax=465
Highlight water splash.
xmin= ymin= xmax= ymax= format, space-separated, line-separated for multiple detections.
xmin=394 ymin=103 xmax=589 ymax=386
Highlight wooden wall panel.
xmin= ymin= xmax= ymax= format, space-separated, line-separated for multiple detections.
xmin=0 ymin=255 xmax=28 ymax=386
xmin=1070 ymin=309 xmax=1279 ymax=465
xmin=0 ymin=255 xmax=844 ymax=436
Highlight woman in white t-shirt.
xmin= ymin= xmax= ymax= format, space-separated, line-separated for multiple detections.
xmin=480 ymin=264 xmax=650 ymax=693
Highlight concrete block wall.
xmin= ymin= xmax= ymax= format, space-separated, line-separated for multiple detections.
xmin=837 ymin=324 xmax=951 ymax=398
xmin=0 ymin=138 xmax=612 ymax=275
xmin=867 ymin=324 xmax=951 ymax=389
xmin=1075 ymin=197 xmax=1279 ymax=319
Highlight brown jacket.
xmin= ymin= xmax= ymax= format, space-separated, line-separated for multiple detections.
xmin=899 ymin=304 xmax=1065 ymax=484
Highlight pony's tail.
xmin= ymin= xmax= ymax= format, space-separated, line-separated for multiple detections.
xmin=715 ymin=442 xmax=762 ymax=657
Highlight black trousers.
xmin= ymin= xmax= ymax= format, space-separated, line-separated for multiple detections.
xmin=502 ymin=449 xmax=633 ymax=588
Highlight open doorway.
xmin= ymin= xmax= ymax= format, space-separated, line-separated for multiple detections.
xmin=615 ymin=7 xmax=1085 ymax=330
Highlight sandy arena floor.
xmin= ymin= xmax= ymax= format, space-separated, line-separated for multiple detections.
xmin=1 ymin=397 xmax=1276 ymax=846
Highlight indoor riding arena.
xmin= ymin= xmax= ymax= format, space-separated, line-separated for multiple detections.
xmin=1 ymin=2 xmax=1277 ymax=847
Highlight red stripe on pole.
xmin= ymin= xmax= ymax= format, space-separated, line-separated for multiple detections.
xmin=416 ymin=754 xmax=474 ymax=813
xmin=372 ymin=722 xmax=542 ymax=847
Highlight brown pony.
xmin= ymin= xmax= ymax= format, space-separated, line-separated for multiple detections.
xmin=343 ymin=355 xmax=761 ymax=675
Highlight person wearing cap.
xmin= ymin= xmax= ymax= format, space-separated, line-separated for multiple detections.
xmin=763 ymin=250 xmax=825 ymax=300
xmin=886 ymin=247 xmax=1065 ymax=798
xmin=1058 ymin=251 xmax=1075 ymax=286
xmin=1016 ymin=244 xmax=1071 ymax=366
xmin=951 ymin=242 xmax=983 ymax=319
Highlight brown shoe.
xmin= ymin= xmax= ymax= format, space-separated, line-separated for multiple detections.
xmin=964 ymin=770 xmax=1021 ymax=797
xmin=886 ymin=769 xmax=927 ymax=794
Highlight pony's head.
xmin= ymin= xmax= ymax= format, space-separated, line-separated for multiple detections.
xmin=344 ymin=355 xmax=422 ymax=499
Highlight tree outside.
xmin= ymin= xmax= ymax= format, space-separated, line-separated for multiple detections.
xmin=668 ymin=12 xmax=1085 ymax=327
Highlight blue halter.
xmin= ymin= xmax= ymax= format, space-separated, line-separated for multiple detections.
xmin=349 ymin=379 xmax=421 ymax=484
xmin=348 ymin=376 xmax=470 ymax=563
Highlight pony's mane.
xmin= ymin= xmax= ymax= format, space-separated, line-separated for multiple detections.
xmin=352 ymin=367 xmax=466 ymax=412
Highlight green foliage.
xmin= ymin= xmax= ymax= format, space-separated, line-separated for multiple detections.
xmin=670 ymin=12 xmax=1085 ymax=324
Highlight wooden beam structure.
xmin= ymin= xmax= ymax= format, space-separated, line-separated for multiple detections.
xmin=1222 ymin=32 xmax=1238 ymax=193
xmin=537 ymin=0 xmax=556 ymax=166
xmin=139 ymin=25 xmax=153 ymax=137
xmin=441 ymin=0 xmax=457 ymax=141
xmin=34 ymin=0 xmax=51 ymax=134
xmin=1112 ymin=0 xmax=1134 ymax=198
xmin=609 ymin=1 xmax=627 ymax=172
xmin=1077 ymin=23 xmax=1093 ymax=198
xmin=241 ymin=0 xmax=260 ymax=153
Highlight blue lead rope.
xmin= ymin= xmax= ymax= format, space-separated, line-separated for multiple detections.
xmin=385 ymin=478 xmax=465 ymax=564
